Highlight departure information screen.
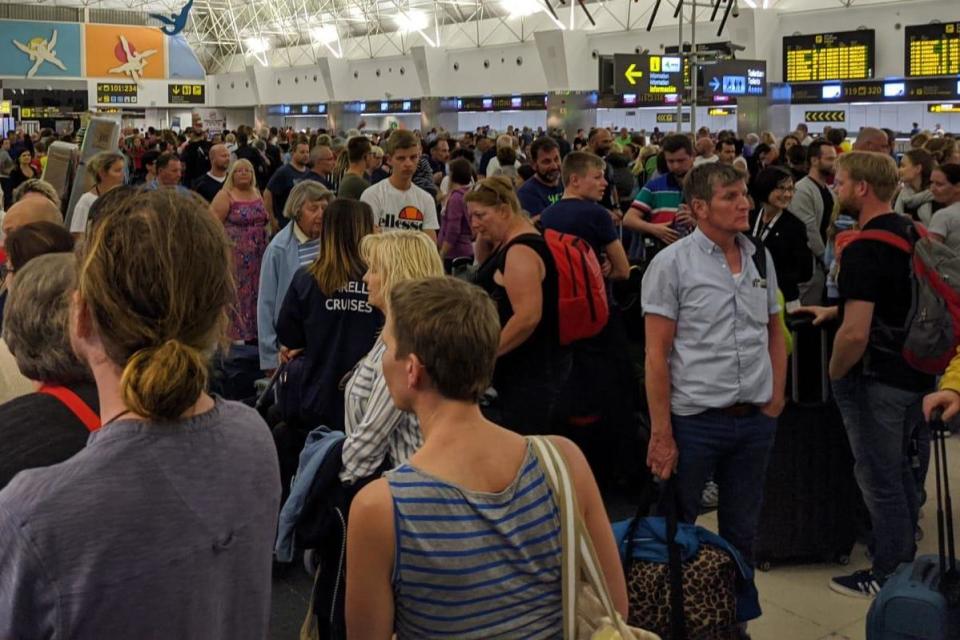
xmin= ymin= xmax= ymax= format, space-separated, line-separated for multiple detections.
xmin=906 ymin=23 xmax=960 ymax=77
xmin=783 ymin=30 xmax=875 ymax=82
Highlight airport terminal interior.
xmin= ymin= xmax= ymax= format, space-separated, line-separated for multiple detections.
xmin=1 ymin=0 xmax=960 ymax=638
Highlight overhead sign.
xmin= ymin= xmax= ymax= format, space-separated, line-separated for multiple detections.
xmin=929 ymin=103 xmax=960 ymax=113
xmin=0 ymin=100 xmax=11 ymax=115
xmin=168 ymin=83 xmax=204 ymax=104
xmin=613 ymin=54 xmax=682 ymax=97
xmin=783 ymin=30 xmax=875 ymax=82
xmin=805 ymin=110 xmax=846 ymax=122
xmin=701 ymin=60 xmax=767 ymax=99
xmin=20 ymin=106 xmax=65 ymax=118
xmin=708 ymin=107 xmax=734 ymax=116
xmin=906 ymin=22 xmax=960 ymax=77
xmin=788 ymin=77 xmax=959 ymax=104
xmin=458 ymin=95 xmax=544 ymax=111
xmin=96 ymin=82 xmax=137 ymax=104
xmin=656 ymin=112 xmax=690 ymax=123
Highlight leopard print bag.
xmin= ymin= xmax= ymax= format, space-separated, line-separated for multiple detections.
xmin=625 ymin=543 xmax=739 ymax=640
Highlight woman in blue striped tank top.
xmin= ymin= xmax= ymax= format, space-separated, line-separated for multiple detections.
xmin=345 ymin=277 xmax=627 ymax=639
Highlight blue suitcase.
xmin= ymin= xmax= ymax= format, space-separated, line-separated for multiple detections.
xmin=866 ymin=416 xmax=960 ymax=639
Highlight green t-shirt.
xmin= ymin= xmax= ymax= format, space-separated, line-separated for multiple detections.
xmin=338 ymin=173 xmax=371 ymax=200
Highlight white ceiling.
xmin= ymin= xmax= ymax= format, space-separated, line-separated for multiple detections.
xmin=0 ymin=0 xmax=947 ymax=71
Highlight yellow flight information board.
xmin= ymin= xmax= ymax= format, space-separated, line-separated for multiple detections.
xmin=783 ymin=30 xmax=875 ymax=83
xmin=906 ymin=23 xmax=960 ymax=77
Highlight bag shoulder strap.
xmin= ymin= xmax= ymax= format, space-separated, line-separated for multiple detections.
xmin=528 ymin=436 xmax=628 ymax=638
xmin=853 ymin=229 xmax=913 ymax=254
xmin=37 ymin=384 xmax=100 ymax=432
xmin=745 ymin=234 xmax=766 ymax=280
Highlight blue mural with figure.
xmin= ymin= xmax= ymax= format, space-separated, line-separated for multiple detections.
xmin=0 ymin=21 xmax=82 ymax=78
xmin=168 ymin=33 xmax=205 ymax=79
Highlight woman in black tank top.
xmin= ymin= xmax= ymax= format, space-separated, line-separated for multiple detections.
xmin=466 ymin=177 xmax=571 ymax=435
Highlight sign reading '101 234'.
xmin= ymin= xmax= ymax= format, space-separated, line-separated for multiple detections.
xmin=168 ymin=83 xmax=205 ymax=104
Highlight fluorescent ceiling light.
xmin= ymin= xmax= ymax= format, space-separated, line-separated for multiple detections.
xmin=245 ymin=36 xmax=270 ymax=54
xmin=506 ymin=0 xmax=541 ymax=17
xmin=311 ymin=25 xmax=339 ymax=44
xmin=395 ymin=10 xmax=429 ymax=32
xmin=742 ymin=0 xmax=757 ymax=7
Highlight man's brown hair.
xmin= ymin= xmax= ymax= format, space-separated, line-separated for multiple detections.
xmin=389 ymin=277 xmax=500 ymax=402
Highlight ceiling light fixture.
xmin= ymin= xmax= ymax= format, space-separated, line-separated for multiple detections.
xmin=394 ymin=9 xmax=438 ymax=46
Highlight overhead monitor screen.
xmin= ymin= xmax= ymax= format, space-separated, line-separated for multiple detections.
xmin=783 ymin=30 xmax=875 ymax=82
xmin=884 ymin=82 xmax=906 ymax=97
xmin=822 ymin=85 xmax=842 ymax=99
xmin=906 ymin=22 xmax=960 ymax=77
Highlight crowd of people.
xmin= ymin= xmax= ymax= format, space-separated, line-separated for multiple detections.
xmin=0 ymin=116 xmax=958 ymax=637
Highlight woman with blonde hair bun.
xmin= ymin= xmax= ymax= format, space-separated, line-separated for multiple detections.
xmin=339 ymin=230 xmax=444 ymax=485
xmin=0 ymin=188 xmax=281 ymax=639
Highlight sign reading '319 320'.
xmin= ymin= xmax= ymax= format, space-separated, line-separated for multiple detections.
xmin=168 ymin=83 xmax=205 ymax=104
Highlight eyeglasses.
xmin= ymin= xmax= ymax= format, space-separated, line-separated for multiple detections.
xmin=775 ymin=185 xmax=796 ymax=193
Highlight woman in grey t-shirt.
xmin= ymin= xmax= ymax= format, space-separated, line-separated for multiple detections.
xmin=929 ymin=164 xmax=960 ymax=252
xmin=0 ymin=189 xmax=280 ymax=640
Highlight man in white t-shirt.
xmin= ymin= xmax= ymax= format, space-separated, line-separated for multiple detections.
xmin=361 ymin=130 xmax=439 ymax=240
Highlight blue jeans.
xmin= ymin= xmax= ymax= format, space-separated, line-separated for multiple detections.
xmin=671 ymin=409 xmax=778 ymax=566
xmin=832 ymin=373 xmax=925 ymax=576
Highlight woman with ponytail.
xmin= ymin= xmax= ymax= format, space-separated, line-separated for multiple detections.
xmin=0 ymin=189 xmax=281 ymax=639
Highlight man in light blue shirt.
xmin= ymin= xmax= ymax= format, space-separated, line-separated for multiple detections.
xmin=143 ymin=152 xmax=190 ymax=195
xmin=642 ymin=162 xmax=787 ymax=569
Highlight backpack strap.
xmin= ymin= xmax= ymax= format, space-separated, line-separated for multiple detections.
xmin=746 ymin=235 xmax=767 ymax=280
xmin=854 ymin=229 xmax=914 ymax=254
xmin=38 ymin=384 xmax=101 ymax=432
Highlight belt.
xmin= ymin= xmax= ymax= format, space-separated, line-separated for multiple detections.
xmin=714 ymin=403 xmax=758 ymax=418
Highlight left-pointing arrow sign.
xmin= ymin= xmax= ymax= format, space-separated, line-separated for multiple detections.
xmin=625 ymin=63 xmax=643 ymax=86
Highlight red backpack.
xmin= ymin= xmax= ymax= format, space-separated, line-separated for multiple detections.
xmin=542 ymin=229 xmax=610 ymax=345
xmin=848 ymin=223 xmax=960 ymax=375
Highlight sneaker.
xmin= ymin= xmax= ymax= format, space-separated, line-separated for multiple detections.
xmin=830 ymin=569 xmax=884 ymax=598
xmin=700 ymin=481 xmax=719 ymax=510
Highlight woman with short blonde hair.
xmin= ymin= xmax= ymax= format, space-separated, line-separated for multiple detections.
xmin=68 ymin=151 xmax=126 ymax=234
xmin=211 ymin=157 xmax=272 ymax=343
xmin=339 ymin=230 xmax=444 ymax=485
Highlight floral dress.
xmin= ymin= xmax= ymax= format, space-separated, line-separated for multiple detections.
xmin=225 ymin=193 xmax=270 ymax=341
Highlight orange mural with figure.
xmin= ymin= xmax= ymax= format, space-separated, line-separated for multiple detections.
xmin=84 ymin=25 xmax=165 ymax=83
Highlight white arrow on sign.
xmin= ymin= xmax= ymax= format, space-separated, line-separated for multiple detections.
xmin=710 ymin=77 xmax=720 ymax=92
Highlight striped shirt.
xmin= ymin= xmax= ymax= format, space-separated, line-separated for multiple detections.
xmin=386 ymin=445 xmax=563 ymax=639
xmin=630 ymin=173 xmax=684 ymax=225
xmin=339 ymin=339 xmax=422 ymax=484
xmin=291 ymin=222 xmax=320 ymax=266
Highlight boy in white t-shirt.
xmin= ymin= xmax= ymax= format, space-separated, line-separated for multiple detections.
xmin=361 ymin=130 xmax=439 ymax=240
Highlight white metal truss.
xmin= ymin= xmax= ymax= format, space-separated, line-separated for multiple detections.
xmin=0 ymin=0 xmax=943 ymax=72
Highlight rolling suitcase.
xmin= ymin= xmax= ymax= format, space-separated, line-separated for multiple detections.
xmin=866 ymin=414 xmax=960 ymax=639
xmin=754 ymin=315 xmax=862 ymax=569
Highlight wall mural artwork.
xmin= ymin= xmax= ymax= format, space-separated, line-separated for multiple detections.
xmin=109 ymin=35 xmax=158 ymax=85
xmin=13 ymin=31 xmax=67 ymax=77
xmin=85 ymin=25 xmax=166 ymax=84
xmin=0 ymin=21 xmax=82 ymax=78
xmin=0 ymin=20 xmax=206 ymax=89
xmin=150 ymin=0 xmax=194 ymax=37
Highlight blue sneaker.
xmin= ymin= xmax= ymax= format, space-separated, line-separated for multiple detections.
xmin=829 ymin=569 xmax=884 ymax=599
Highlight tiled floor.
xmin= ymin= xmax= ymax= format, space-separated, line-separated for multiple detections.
xmin=269 ymin=435 xmax=960 ymax=639
xmin=724 ymin=434 xmax=960 ymax=640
